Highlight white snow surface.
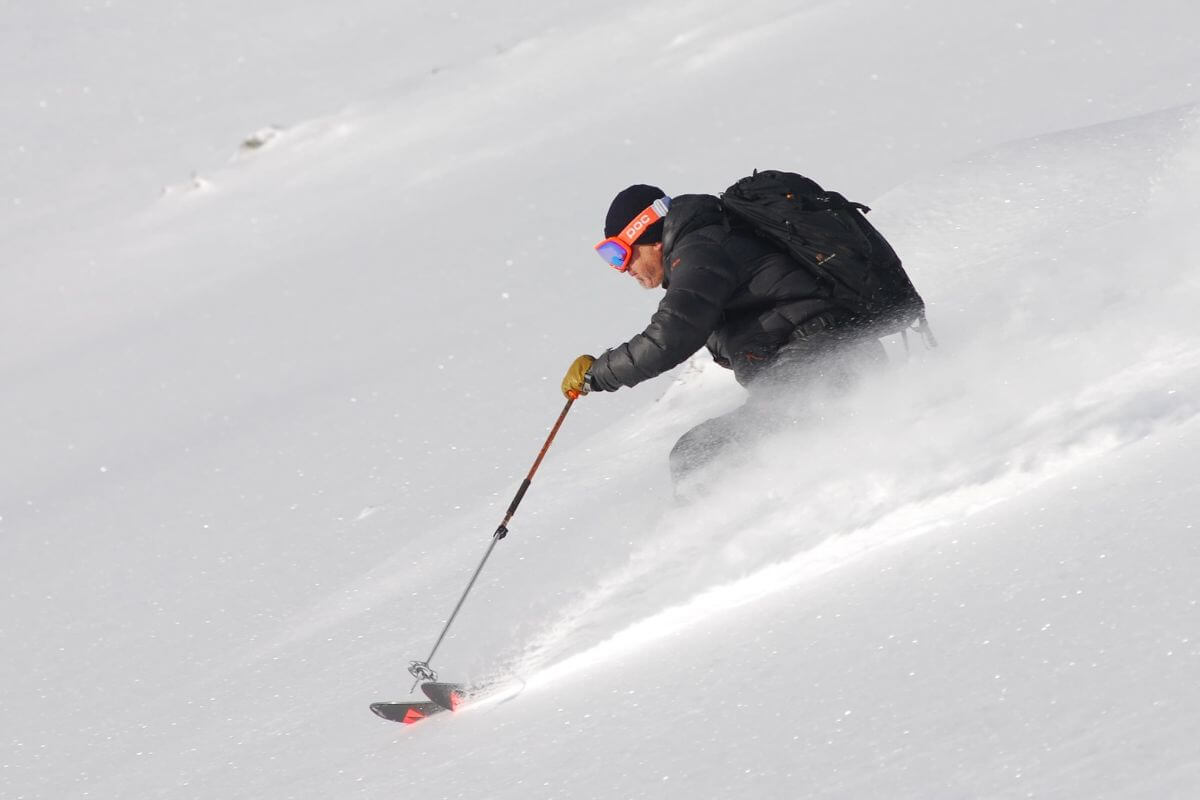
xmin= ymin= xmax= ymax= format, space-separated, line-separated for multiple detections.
xmin=4 ymin=2 xmax=1200 ymax=798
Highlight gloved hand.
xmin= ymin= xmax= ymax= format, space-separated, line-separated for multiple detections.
xmin=561 ymin=354 xmax=595 ymax=399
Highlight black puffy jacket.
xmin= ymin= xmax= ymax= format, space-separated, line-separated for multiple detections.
xmin=587 ymin=194 xmax=843 ymax=390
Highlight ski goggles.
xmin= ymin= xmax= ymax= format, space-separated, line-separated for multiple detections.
xmin=594 ymin=196 xmax=671 ymax=271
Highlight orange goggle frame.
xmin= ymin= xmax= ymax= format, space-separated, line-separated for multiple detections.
xmin=594 ymin=196 xmax=671 ymax=271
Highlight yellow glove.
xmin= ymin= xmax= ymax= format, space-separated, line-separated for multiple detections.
xmin=561 ymin=354 xmax=595 ymax=399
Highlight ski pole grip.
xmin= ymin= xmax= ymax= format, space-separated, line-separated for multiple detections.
xmin=506 ymin=478 xmax=532 ymax=519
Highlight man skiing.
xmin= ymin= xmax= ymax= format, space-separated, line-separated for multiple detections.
xmin=561 ymin=181 xmax=911 ymax=490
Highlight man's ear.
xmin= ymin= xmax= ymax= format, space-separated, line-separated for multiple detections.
xmin=652 ymin=242 xmax=663 ymax=252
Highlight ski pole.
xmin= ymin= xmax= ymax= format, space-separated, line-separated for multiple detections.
xmin=408 ymin=394 xmax=578 ymax=688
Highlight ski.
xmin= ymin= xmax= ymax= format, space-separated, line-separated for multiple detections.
xmin=369 ymin=700 xmax=446 ymax=725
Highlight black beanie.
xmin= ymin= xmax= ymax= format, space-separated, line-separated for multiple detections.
xmin=604 ymin=184 xmax=667 ymax=243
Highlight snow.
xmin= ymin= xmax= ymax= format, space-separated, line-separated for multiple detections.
xmin=3 ymin=1 xmax=1200 ymax=798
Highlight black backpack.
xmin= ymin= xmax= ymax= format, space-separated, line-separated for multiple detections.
xmin=721 ymin=170 xmax=933 ymax=343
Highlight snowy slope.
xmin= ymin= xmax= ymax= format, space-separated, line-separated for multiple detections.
xmin=3 ymin=1 xmax=1200 ymax=798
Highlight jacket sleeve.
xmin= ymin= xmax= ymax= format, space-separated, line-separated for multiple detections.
xmin=588 ymin=238 xmax=741 ymax=391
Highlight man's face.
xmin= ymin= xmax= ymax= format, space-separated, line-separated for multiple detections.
xmin=627 ymin=243 xmax=665 ymax=289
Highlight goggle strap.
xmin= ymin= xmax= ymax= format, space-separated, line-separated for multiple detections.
xmin=617 ymin=196 xmax=672 ymax=245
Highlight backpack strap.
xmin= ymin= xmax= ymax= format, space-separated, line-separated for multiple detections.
xmin=815 ymin=191 xmax=871 ymax=214
xmin=916 ymin=314 xmax=938 ymax=349
xmin=901 ymin=314 xmax=938 ymax=358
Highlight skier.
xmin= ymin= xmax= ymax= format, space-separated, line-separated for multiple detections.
xmin=561 ymin=182 xmax=897 ymax=491
xmin=380 ymin=177 xmax=924 ymax=721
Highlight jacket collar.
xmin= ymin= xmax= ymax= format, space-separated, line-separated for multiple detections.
xmin=660 ymin=194 xmax=725 ymax=288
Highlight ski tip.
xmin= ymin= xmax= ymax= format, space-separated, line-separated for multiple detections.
xmin=420 ymin=681 xmax=469 ymax=711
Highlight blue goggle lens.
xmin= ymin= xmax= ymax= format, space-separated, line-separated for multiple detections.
xmin=595 ymin=240 xmax=630 ymax=270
